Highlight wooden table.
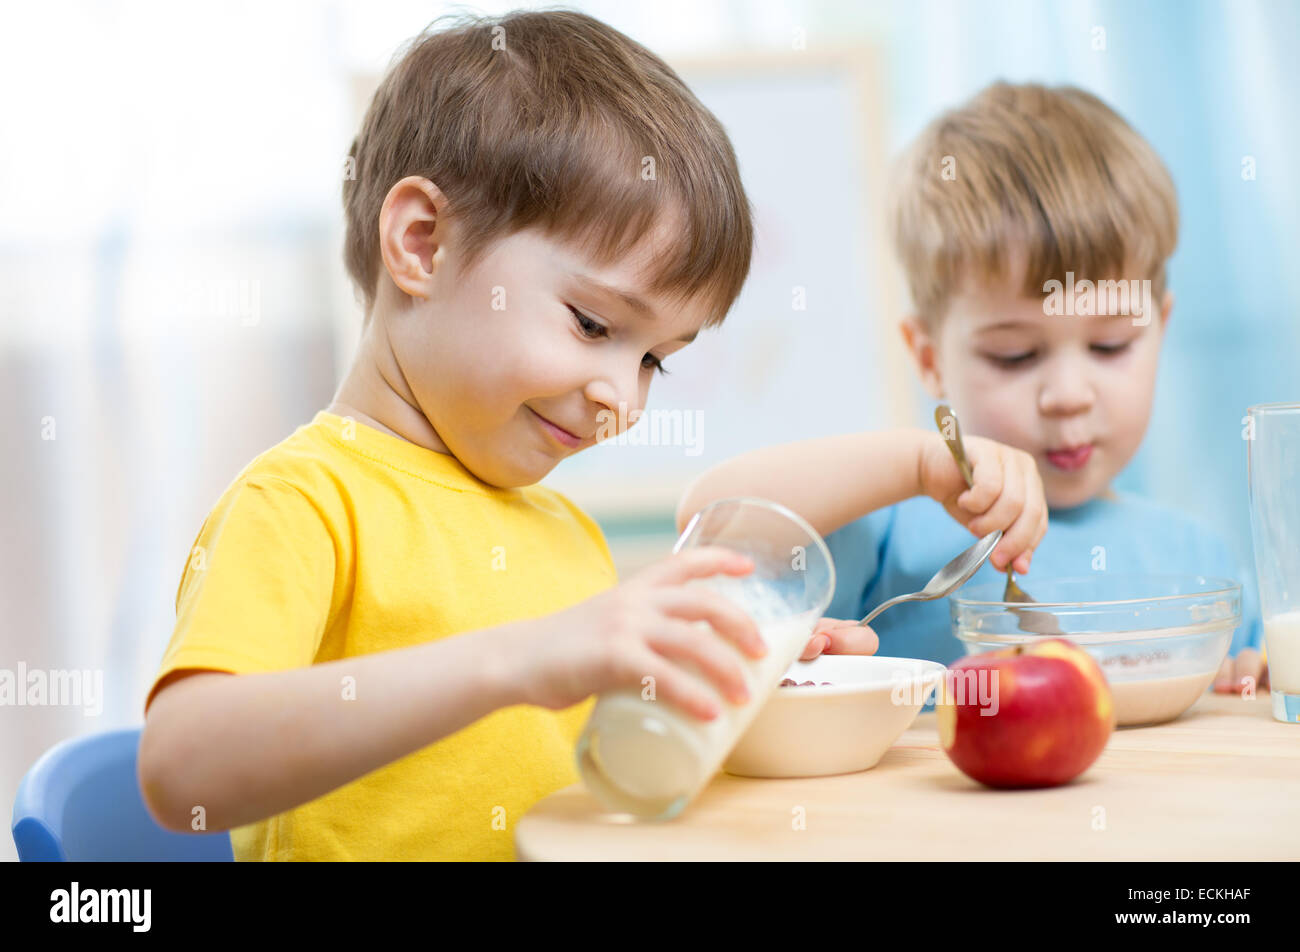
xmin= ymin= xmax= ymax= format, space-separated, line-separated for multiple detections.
xmin=516 ymin=693 xmax=1300 ymax=860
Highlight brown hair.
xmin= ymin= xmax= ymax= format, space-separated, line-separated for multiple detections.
xmin=890 ymin=81 xmax=1178 ymax=322
xmin=343 ymin=9 xmax=753 ymax=323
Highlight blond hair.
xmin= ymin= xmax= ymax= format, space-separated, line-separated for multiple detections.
xmin=343 ymin=10 xmax=753 ymax=323
xmin=891 ymin=82 xmax=1178 ymax=321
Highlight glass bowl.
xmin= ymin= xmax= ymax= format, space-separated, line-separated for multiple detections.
xmin=950 ymin=575 xmax=1240 ymax=726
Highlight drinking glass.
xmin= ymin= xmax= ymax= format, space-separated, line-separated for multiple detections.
xmin=1247 ymin=403 xmax=1300 ymax=723
xmin=575 ymin=497 xmax=836 ymax=818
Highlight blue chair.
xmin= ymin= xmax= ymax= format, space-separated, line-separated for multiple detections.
xmin=12 ymin=726 xmax=233 ymax=861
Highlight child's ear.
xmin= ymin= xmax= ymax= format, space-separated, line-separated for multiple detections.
xmin=1159 ymin=290 xmax=1174 ymax=328
xmin=899 ymin=317 xmax=945 ymax=399
xmin=379 ymin=175 xmax=450 ymax=300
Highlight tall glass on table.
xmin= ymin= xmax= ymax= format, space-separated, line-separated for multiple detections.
xmin=1247 ymin=403 xmax=1300 ymax=723
xmin=575 ymin=497 xmax=836 ymax=819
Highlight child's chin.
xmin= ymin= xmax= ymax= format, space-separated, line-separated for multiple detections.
xmin=509 ymin=458 xmax=562 ymax=487
xmin=462 ymin=449 xmax=556 ymax=489
xmin=1044 ymin=473 xmax=1105 ymax=511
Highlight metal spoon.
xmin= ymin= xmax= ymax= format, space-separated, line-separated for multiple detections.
xmin=860 ymin=529 xmax=1002 ymax=626
xmin=933 ymin=403 xmax=1062 ymax=635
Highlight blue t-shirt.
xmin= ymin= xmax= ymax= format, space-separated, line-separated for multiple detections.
xmin=824 ymin=492 xmax=1261 ymax=667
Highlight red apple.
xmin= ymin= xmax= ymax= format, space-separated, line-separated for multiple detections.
xmin=936 ymin=638 xmax=1115 ymax=788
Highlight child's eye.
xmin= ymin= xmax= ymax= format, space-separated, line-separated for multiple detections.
xmin=983 ymin=350 xmax=1037 ymax=369
xmin=569 ymin=305 xmax=607 ymax=339
xmin=1091 ymin=341 xmax=1131 ymax=356
xmin=642 ymin=353 xmax=670 ymax=375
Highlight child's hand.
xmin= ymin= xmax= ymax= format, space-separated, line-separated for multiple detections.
xmin=1213 ymin=648 xmax=1269 ymax=696
xmin=919 ymin=433 xmax=1047 ymax=574
xmin=515 ymin=546 xmax=769 ymax=720
xmin=798 ymin=617 xmax=878 ymax=660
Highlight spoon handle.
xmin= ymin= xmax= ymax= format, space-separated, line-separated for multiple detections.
xmin=935 ymin=405 xmax=1022 ymax=594
xmin=934 ymin=408 xmax=1058 ymax=632
xmin=860 ymin=592 xmax=917 ymax=627
xmin=934 ymin=404 xmax=975 ymax=490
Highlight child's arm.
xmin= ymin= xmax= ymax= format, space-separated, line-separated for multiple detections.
xmin=676 ymin=428 xmax=1046 ymax=575
xmin=140 ymin=628 xmax=518 ymax=833
xmin=139 ymin=546 xmax=764 ymax=833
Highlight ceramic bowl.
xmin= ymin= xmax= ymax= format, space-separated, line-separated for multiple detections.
xmin=722 ymin=655 xmax=945 ymax=778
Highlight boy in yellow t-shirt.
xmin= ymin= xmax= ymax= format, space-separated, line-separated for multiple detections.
xmin=139 ymin=11 xmax=1043 ymax=861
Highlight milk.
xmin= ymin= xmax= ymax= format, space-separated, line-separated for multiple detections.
xmin=1264 ymin=610 xmax=1300 ymax=694
xmin=1107 ymin=671 xmax=1219 ymax=726
xmin=576 ymin=574 xmax=819 ymax=818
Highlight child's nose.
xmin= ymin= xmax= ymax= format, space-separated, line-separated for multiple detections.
xmin=583 ymin=375 xmax=644 ymax=434
xmin=1037 ymin=357 xmax=1095 ymax=416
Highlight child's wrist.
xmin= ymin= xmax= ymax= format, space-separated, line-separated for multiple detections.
xmin=473 ymin=620 xmax=536 ymax=709
xmin=912 ymin=429 xmax=946 ymax=500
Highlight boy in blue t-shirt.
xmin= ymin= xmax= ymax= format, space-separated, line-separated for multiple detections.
xmin=677 ymin=82 xmax=1264 ymax=692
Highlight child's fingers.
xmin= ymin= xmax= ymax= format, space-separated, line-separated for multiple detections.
xmin=801 ymin=617 xmax=870 ymax=659
xmin=958 ymin=447 xmax=1004 ymax=514
xmin=1213 ymin=651 xmax=1266 ymax=695
xmin=645 ymin=545 xmax=753 ymax=587
xmin=1023 ymin=464 xmax=1049 ymax=549
xmin=991 ymin=476 xmax=1046 ymax=575
xmin=1234 ymin=648 xmax=1266 ymax=694
xmin=970 ymin=466 xmax=1027 ymax=569
xmin=813 ymin=617 xmax=862 ymax=633
xmin=657 ymin=586 xmax=765 ymax=659
xmin=632 ymin=650 xmax=727 ymax=721
xmin=645 ymin=620 xmax=753 ymax=705
xmin=799 ymin=632 xmax=833 ymax=661
xmin=821 ymin=624 xmax=878 ymax=656
xmin=1212 ymin=656 xmax=1236 ymax=693
xmin=800 ymin=623 xmax=878 ymax=659
xmin=800 ymin=618 xmax=843 ymax=660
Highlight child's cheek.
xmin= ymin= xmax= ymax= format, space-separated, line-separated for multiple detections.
xmin=954 ymin=367 xmax=1038 ymax=448
xmin=1101 ymin=356 xmax=1157 ymax=456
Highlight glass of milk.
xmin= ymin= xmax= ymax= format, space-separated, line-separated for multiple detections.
xmin=575 ymin=497 xmax=836 ymax=819
xmin=1247 ymin=403 xmax=1300 ymax=723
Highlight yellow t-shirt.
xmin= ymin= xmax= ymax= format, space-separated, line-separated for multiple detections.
xmin=145 ymin=411 xmax=615 ymax=860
